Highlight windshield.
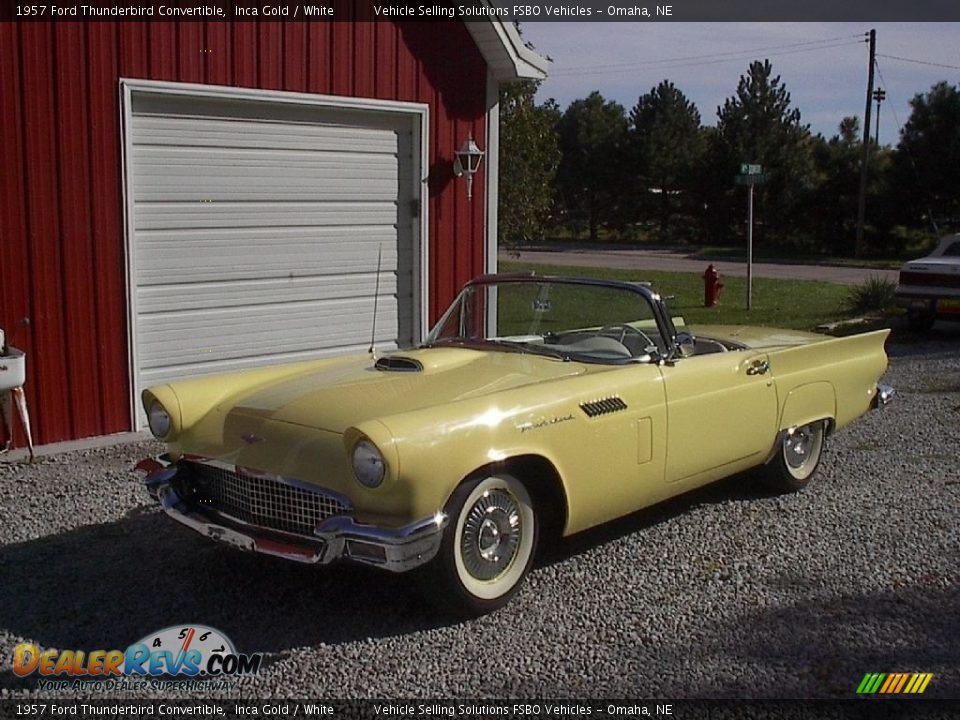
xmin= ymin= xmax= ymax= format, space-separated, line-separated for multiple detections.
xmin=423 ymin=279 xmax=666 ymax=364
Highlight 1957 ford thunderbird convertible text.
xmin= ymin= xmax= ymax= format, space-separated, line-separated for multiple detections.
xmin=139 ymin=275 xmax=893 ymax=614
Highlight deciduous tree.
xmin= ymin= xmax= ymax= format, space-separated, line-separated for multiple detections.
xmin=498 ymin=80 xmax=561 ymax=252
xmin=889 ymin=81 xmax=960 ymax=236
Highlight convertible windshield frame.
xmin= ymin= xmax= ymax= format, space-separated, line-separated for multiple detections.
xmin=422 ymin=274 xmax=681 ymax=365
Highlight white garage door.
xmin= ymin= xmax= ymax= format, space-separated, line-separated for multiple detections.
xmin=124 ymin=86 xmax=424 ymax=424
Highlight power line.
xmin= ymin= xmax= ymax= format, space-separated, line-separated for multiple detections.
xmin=550 ymin=35 xmax=866 ymax=77
xmin=551 ymin=33 xmax=863 ymax=74
xmin=552 ymin=41 xmax=866 ymax=77
xmin=877 ymin=53 xmax=960 ymax=71
xmin=873 ymin=62 xmax=904 ymax=139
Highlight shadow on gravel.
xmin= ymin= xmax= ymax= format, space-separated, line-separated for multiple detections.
xmin=657 ymin=584 xmax=958 ymax=699
xmin=538 ymin=472 xmax=775 ymax=566
xmin=694 ymin=583 xmax=960 ymax=699
xmin=0 ymin=506 xmax=451 ymax=691
xmin=494 ymin=581 xmax=960 ymax=699
xmin=886 ymin=320 xmax=960 ymax=356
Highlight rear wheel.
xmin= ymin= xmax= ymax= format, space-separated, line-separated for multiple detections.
xmin=420 ymin=473 xmax=538 ymax=616
xmin=759 ymin=421 xmax=826 ymax=492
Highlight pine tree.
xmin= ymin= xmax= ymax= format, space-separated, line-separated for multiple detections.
xmin=712 ymin=60 xmax=816 ymax=248
xmin=629 ymin=80 xmax=704 ymax=238
xmin=556 ymin=92 xmax=629 ymax=241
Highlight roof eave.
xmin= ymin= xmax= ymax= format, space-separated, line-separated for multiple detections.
xmin=467 ymin=18 xmax=551 ymax=83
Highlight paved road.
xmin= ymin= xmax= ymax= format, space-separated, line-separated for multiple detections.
xmin=502 ymin=246 xmax=900 ymax=286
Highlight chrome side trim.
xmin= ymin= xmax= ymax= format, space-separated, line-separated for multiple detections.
xmin=873 ymin=384 xmax=896 ymax=409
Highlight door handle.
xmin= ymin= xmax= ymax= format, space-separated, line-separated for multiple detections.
xmin=746 ymin=360 xmax=769 ymax=376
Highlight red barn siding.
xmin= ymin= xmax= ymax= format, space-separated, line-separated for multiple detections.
xmin=0 ymin=20 xmax=488 ymax=448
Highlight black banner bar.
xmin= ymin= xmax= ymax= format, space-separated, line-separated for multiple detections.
xmin=2 ymin=699 xmax=960 ymax=720
xmin=2 ymin=1 xmax=959 ymax=23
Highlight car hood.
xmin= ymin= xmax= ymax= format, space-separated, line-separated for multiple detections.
xmin=217 ymin=347 xmax=587 ymax=433
xmin=688 ymin=324 xmax=827 ymax=349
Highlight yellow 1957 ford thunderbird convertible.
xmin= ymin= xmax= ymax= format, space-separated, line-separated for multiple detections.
xmin=139 ymin=275 xmax=893 ymax=614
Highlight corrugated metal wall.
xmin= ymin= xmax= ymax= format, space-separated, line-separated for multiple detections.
xmin=0 ymin=21 xmax=488 ymax=447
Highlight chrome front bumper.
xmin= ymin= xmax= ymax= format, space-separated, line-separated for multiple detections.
xmin=143 ymin=463 xmax=447 ymax=573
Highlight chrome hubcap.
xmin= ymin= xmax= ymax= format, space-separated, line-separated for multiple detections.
xmin=785 ymin=428 xmax=812 ymax=469
xmin=461 ymin=489 xmax=521 ymax=581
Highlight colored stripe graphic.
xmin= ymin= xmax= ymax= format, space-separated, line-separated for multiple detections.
xmin=857 ymin=672 xmax=933 ymax=694
xmin=856 ymin=673 xmax=886 ymax=694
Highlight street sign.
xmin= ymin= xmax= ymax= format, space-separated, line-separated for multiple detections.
xmin=736 ymin=164 xmax=765 ymax=185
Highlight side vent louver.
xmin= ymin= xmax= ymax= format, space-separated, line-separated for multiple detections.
xmin=374 ymin=356 xmax=423 ymax=372
xmin=580 ymin=397 xmax=628 ymax=418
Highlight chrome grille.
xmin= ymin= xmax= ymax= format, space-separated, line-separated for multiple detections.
xmin=185 ymin=462 xmax=349 ymax=536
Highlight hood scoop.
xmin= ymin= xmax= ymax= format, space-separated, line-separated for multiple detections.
xmin=374 ymin=355 xmax=423 ymax=372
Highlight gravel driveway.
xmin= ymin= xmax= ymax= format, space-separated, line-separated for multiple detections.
xmin=1 ymin=337 xmax=957 ymax=701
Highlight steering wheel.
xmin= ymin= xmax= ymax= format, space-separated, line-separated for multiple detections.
xmin=599 ymin=324 xmax=656 ymax=355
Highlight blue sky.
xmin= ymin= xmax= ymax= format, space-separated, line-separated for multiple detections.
xmin=521 ymin=23 xmax=960 ymax=145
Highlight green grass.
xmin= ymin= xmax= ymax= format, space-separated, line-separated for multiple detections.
xmin=500 ymin=261 xmax=851 ymax=332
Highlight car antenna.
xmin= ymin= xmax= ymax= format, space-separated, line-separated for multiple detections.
xmin=368 ymin=244 xmax=382 ymax=357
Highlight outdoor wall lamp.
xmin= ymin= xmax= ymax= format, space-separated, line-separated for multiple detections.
xmin=453 ymin=134 xmax=484 ymax=200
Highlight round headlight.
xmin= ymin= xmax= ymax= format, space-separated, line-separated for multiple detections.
xmin=148 ymin=401 xmax=172 ymax=440
xmin=352 ymin=440 xmax=386 ymax=488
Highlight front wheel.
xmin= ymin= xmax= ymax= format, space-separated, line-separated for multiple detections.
xmin=420 ymin=473 xmax=538 ymax=616
xmin=759 ymin=420 xmax=827 ymax=493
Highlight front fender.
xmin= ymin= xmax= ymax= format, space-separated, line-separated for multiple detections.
xmin=367 ymin=398 xmax=579 ymax=529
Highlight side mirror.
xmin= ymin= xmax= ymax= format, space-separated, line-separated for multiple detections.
xmin=674 ymin=332 xmax=696 ymax=359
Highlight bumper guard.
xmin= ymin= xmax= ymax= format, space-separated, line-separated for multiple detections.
xmin=872 ymin=383 xmax=896 ymax=409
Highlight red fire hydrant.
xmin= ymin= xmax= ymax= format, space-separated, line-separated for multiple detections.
xmin=703 ymin=264 xmax=723 ymax=307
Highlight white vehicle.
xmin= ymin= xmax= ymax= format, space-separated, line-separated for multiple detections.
xmin=895 ymin=234 xmax=960 ymax=331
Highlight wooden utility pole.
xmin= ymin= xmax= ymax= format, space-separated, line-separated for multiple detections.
xmin=855 ymin=29 xmax=876 ymax=258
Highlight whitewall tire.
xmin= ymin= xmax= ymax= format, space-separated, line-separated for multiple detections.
xmin=422 ymin=473 xmax=538 ymax=615
xmin=760 ymin=420 xmax=827 ymax=492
